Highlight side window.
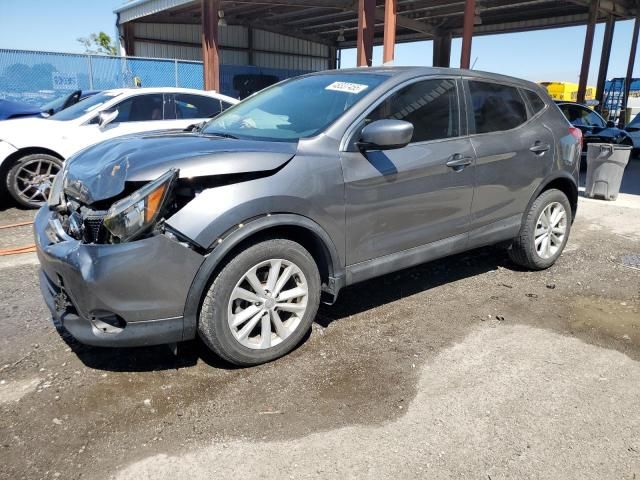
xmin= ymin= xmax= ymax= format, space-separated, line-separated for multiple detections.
xmin=175 ymin=94 xmax=222 ymax=119
xmin=365 ymin=78 xmax=459 ymax=143
xmin=560 ymin=105 xmax=605 ymax=127
xmin=521 ymin=89 xmax=546 ymax=114
xmin=113 ymin=94 xmax=165 ymax=123
xmin=469 ymin=81 xmax=528 ymax=134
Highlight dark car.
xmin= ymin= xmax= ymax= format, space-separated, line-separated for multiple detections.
xmin=556 ymin=101 xmax=633 ymax=154
xmin=36 ymin=67 xmax=581 ymax=366
xmin=0 ymin=90 xmax=100 ymax=120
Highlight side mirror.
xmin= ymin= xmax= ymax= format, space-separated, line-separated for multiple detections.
xmin=606 ymin=120 xmax=616 ymax=128
xmin=98 ymin=109 xmax=119 ymax=129
xmin=358 ymin=119 xmax=414 ymax=151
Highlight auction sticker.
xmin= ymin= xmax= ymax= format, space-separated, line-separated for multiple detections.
xmin=325 ymin=82 xmax=369 ymax=94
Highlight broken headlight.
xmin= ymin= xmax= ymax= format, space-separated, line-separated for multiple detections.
xmin=103 ymin=169 xmax=178 ymax=243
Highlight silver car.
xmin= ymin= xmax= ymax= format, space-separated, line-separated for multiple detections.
xmin=35 ymin=67 xmax=581 ymax=366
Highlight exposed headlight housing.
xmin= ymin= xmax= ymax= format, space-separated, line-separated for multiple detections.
xmin=47 ymin=170 xmax=65 ymax=208
xmin=103 ymin=169 xmax=178 ymax=243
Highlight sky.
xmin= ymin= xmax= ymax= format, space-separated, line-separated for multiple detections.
xmin=0 ymin=0 xmax=638 ymax=85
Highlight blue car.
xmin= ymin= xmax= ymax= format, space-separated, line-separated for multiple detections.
xmin=0 ymin=90 xmax=100 ymax=120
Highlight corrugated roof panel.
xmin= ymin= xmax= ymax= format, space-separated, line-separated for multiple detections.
xmin=115 ymin=0 xmax=196 ymax=24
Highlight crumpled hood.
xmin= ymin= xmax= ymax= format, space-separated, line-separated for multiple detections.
xmin=63 ymin=131 xmax=297 ymax=204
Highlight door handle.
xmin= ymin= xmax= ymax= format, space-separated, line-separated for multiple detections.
xmin=446 ymin=154 xmax=473 ymax=171
xmin=529 ymin=142 xmax=550 ymax=154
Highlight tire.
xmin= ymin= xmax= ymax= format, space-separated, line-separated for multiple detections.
xmin=6 ymin=153 xmax=63 ymax=209
xmin=508 ymin=189 xmax=572 ymax=270
xmin=198 ymin=239 xmax=321 ymax=366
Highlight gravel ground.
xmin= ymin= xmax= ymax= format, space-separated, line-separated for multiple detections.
xmin=0 ymin=171 xmax=639 ymax=479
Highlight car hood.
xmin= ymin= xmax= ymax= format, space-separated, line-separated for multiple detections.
xmin=0 ymin=116 xmax=63 ymax=143
xmin=0 ymin=99 xmax=41 ymax=120
xmin=63 ymin=131 xmax=298 ymax=205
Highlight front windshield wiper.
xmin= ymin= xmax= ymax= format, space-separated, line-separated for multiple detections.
xmin=202 ymin=130 xmax=239 ymax=139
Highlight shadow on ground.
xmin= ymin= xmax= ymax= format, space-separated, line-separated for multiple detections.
xmin=60 ymin=243 xmax=510 ymax=373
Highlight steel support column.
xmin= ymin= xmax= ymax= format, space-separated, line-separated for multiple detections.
xmin=356 ymin=0 xmax=375 ymax=67
xmin=122 ymin=22 xmax=135 ymax=56
xmin=460 ymin=0 xmax=475 ymax=69
xmin=383 ymin=0 xmax=397 ymax=63
xmin=202 ymin=0 xmax=220 ymax=92
xmin=433 ymin=32 xmax=452 ymax=67
xmin=618 ymin=13 xmax=640 ymax=127
xmin=596 ymin=16 xmax=615 ymax=114
xmin=577 ymin=0 xmax=599 ymax=104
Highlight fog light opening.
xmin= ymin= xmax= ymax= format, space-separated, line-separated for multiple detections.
xmin=89 ymin=311 xmax=127 ymax=334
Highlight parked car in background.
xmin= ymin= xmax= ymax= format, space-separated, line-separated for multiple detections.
xmin=233 ymin=73 xmax=280 ymax=99
xmin=0 ymin=87 xmax=238 ymax=207
xmin=624 ymin=112 xmax=640 ymax=153
xmin=0 ymin=90 xmax=100 ymax=120
xmin=36 ymin=68 xmax=581 ymax=366
xmin=556 ymin=101 xmax=633 ymax=155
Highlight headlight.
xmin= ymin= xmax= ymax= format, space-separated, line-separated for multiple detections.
xmin=48 ymin=170 xmax=65 ymax=207
xmin=103 ymin=169 xmax=178 ymax=243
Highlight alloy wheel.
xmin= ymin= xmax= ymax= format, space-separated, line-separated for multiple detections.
xmin=227 ymin=259 xmax=309 ymax=350
xmin=13 ymin=158 xmax=60 ymax=206
xmin=534 ymin=202 xmax=567 ymax=259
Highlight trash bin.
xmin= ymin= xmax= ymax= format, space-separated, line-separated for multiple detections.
xmin=585 ymin=143 xmax=632 ymax=201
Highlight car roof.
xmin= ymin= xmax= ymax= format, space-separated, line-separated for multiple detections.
xmin=314 ymin=66 xmax=543 ymax=91
xmin=99 ymin=87 xmax=237 ymax=103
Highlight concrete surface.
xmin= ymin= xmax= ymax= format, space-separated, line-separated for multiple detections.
xmin=0 ymin=162 xmax=639 ymax=480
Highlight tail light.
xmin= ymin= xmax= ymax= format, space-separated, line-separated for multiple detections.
xmin=569 ymin=126 xmax=583 ymax=144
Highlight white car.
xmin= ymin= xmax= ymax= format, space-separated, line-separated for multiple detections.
xmin=0 ymin=87 xmax=238 ymax=208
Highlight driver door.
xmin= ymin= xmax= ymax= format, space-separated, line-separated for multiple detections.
xmin=340 ymin=77 xmax=475 ymax=265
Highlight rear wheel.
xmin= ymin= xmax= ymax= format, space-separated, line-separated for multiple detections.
xmin=198 ymin=239 xmax=321 ymax=366
xmin=6 ymin=153 xmax=62 ymax=208
xmin=508 ymin=189 xmax=572 ymax=270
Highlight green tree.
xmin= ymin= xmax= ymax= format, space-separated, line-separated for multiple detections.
xmin=77 ymin=32 xmax=118 ymax=56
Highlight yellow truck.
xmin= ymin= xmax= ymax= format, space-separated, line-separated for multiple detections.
xmin=538 ymin=81 xmax=596 ymax=102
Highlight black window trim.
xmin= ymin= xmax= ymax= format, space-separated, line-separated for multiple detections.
xmin=462 ymin=77 xmax=536 ymax=137
xmin=340 ymin=75 xmax=466 ymax=152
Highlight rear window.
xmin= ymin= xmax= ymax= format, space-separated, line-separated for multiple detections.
xmin=521 ymin=89 xmax=546 ymax=114
xmin=469 ymin=81 xmax=528 ymax=134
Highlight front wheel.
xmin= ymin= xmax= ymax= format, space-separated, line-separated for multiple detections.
xmin=198 ymin=239 xmax=321 ymax=366
xmin=508 ymin=189 xmax=572 ymax=270
xmin=6 ymin=153 xmax=63 ymax=208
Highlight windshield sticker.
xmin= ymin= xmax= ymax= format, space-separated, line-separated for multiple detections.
xmin=325 ymin=82 xmax=369 ymax=94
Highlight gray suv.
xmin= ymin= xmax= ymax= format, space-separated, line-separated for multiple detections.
xmin=36 ymin=67 xmax=581 ymax=366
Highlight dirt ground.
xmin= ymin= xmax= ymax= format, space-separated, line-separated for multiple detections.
xmin=0 ymin=166 xmax=639 ymax=480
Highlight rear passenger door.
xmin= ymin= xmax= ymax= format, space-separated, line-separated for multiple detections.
xmin=341 ymin=77 xmax=475 ymax=264
xmin=465 ymin=80 xmax=555 ymax=233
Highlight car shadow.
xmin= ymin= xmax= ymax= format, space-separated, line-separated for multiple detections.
xmin=58 ymin=243 xmax=512 ymax=373
xmin=316 ymin=244 xmax=511 ymax=328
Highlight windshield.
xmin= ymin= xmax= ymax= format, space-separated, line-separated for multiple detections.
xmin=40 ymin=92 xmax=73 ymax=114
xmin=628 ymin=113 xmax=640 ymax=128
xmin=203 ymin=73 xmax=388 ymax=141
xmin=51 ymin=91 xmax=121 ymax=121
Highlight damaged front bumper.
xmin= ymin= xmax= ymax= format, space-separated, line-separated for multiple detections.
xmin=34 ymin=206 xmax=205 ymax=347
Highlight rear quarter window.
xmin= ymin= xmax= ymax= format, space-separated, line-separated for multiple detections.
xmin=469 ymin=81 xmax=528 ymax=134
xmin=521 ymin=89 xmax=546 ymax=114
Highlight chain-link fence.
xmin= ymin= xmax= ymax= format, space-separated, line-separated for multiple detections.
xmin=0 ymin=48 xmax=308 ymax=106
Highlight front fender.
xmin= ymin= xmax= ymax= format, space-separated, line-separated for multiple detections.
xmin=181 ymin=213 xmax=344 ymax=340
